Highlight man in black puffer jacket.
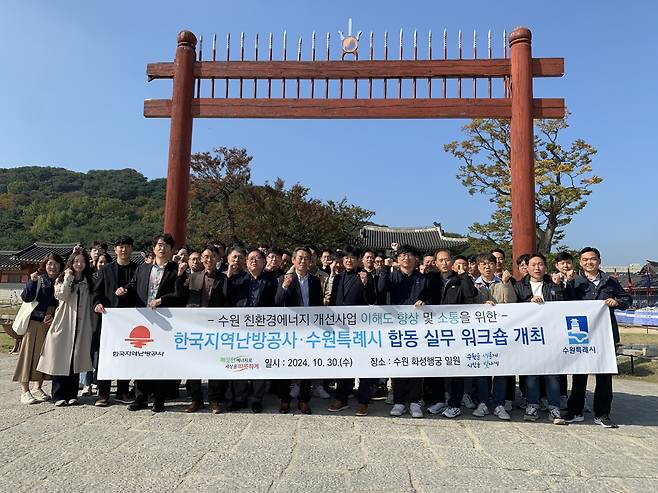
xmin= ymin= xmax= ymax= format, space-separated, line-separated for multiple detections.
xmin=562 ymin=247 xmax=632 ymax=428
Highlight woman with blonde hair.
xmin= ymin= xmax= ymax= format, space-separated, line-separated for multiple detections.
xmin=37 ymin=246 xmax=97 ymax=406
xmin=13 ymin=253 xmax=65 ymax=404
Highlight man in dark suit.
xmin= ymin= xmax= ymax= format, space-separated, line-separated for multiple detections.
xmin=93 ymin=235 xmax=139 ymax=406
xmin=327 ymin=245 xmax=377 ymax=416
xmin=180 ymin=244 xmax=230 ymax=414
xmin=122 ymin=233 xmax=185 ymax=413
xmin=227 ymin=248 xmax=278 ymax=413
xmin=274 ymin=246 xmax=323 ymax=414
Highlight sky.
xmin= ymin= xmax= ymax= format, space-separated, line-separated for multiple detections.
xmin=1 ymin=1 xmax=656 ymax=265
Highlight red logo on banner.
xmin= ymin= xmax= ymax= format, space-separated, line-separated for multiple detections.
xmin=125 ymin=325 xmax=154 ymax=348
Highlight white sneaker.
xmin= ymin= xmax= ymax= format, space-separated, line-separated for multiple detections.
xmin=54 ymin=400 xmax=67 ymax=407
xmin=524 ymin=405 xmax=539 ymax=421
xmin=312 ymin=385 xmax=331 ymax=399
xmin=539 ymin=397 xmax=549 ymax=412
xmin=427 ymin=401 xmax=447 ymax=415
xmin=550 ymin=407 xmax=566 ymax=425
xmin=504 ymin=400 xmax=513 ymax=412
xmin=91 ymin=384 xmax=98 ymax=392
xmin=442 ymin=406 xmax=461 ymax=419
xmin=390 ymin=404 xmax=407 ymax=416
xmin=67 ymin=399 xmax=78 ymax=406
xmin=472 ymin=402 xmax=489 ymax=417
xmin=461 ymin=394 xmax=477 ymax=409
xmin=494 ymin=405 xmax=511 ymax=420
xmin=410 ymin=402 xmax=424 ymax=418
xmin=31 ymin=388 xmax=51 ymax=402
xmin=385 ymin=390 xmax=395 ymax=405
xmin=20 ymin=391 xmax=38 ymax=405
xmin=289 ymin=383 xmax=300 ymax=399
xmin=81 ymin=386 xmax=92 ymax=396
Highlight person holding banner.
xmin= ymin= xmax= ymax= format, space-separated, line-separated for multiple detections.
xmin=179 ymin=244 xmax=230 ymax=414
xmin=514 ymin=253 xmax=567 ymax=425
xmin=275 ymin=246 xmax=323 ymax=414
xmin=228 ymin=247 xmax=278 ymax=413
xmin=471 ymin=252 xmax=517 ymax=421
xmin=425 ymin=248 xmax=478 ymax=419
xmin=563 ymin=247 xmax=632 ymax=428
xmin=378 ymin=245 xmax=432 ymax=419
xmin=124 ymin=233 xmax=186 ymax=413
xmin=327 ymin=245 xmax=377 ymax=416
xmin=92 ymin=236 xmax=139 ymax=407
xmin=37 ymin=247 xmax=96 ymax=406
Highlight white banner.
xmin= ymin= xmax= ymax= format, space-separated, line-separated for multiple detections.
xmin=97 ymin=301 xmax=617 ymax=380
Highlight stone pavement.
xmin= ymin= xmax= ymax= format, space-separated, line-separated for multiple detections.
xmin=1 ymin=354 xmax=657 ymax=492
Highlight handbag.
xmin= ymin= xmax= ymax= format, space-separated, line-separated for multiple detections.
xmin=11 ymin=277 xmax=42 ymax=336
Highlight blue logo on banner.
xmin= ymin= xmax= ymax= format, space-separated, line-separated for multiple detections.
xmin=566 ymin=316 xmax=589 ymax=344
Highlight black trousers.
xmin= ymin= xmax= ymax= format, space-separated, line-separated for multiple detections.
xmin=507 ymin=375 xmax=517 ymax=401
xmin=187 ymin=380 xmax=229 ymax=404
xmin=425 ymin=377 xmax=463 ymax=408
xmin=393 ymin=377 xmax=424 ymax=405
xmin=52 ymin=370 xmax=80 ymax=402
xmin=97 ymin=379 xmax=130 ymax=398
xmin=134 ymin=379 xmax=168 ymax=404
xmin=567 ymin=373 xmax=613 ymax=417
xmin=278 ymin=379 xmax=311 ymax=404
xmin=335 ymin=378 xmax=375 ymax=405
xmin=559 ymin=374 xmax=568 ymax=396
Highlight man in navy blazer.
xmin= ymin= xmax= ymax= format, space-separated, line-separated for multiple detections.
xmin=227 ymin=248 xmax=278 ymax=413
xmin=274 ymin=247 xmax=323 ymax=414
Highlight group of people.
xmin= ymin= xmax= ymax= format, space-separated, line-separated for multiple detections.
xmin=12 ymin=233 xmax=631 ymax=428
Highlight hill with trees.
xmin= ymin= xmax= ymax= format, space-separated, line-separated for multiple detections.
xmin=0 ymin=153 xmax=373 ymax=252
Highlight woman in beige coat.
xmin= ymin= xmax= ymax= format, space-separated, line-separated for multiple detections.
xmin=37 ymin=247 xmax=96 ymax=406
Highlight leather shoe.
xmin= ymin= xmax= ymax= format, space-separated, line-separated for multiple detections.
xmin=251 ymin=401 xmax=263 ymax=413
xmin=279 ymin=402 xmax=290 ymax=414
xmin=229 ymin=401 xmax=248 ymax=412
xmin=298 ymin=402 xmax=312 ymax=415
xmin=151 ymin=401 xmax=165 ymax=413
xmin=208 ymin=402 xmax=224 ymax=414
xmin=127 ymin=400 xmax=148 ymax=412
xmin=185 ymin=401 xmax=204 ymax=413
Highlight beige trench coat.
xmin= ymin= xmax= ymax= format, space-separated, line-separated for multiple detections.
xmin=37 ymin=275 xmax=96 ymax=376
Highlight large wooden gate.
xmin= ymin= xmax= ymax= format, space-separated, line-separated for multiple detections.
xmin=144 ymin=24 xmax=564 ymax=274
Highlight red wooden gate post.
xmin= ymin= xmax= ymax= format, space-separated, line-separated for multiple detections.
xmin=509 ymin=27 xmax=536 ymax=277
xmin=163 ymin=31 xmax=197 ymax=247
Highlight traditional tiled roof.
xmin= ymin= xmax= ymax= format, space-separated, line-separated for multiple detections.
xmin=356 ymin=224 xmax=468 ymax=253
xmin=0 ymin=250 xmax=20 ymax=270
xmin=11 ymin=242 xmax=78 ymax=264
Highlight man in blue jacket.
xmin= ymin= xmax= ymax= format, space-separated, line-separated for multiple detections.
xmin=563 ymin=247 xmax=632 ymax=428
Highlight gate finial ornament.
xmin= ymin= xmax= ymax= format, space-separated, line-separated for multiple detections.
xmin=338 ymin=18 xmax=362 ymax=60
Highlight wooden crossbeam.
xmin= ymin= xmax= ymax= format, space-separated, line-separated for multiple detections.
xmin=144 ymin=98 xmax=565 ymax=119
xmin=147 ymin=58 xmax=563 ymax=80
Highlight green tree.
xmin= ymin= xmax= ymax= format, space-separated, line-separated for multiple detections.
xmin=188 ymin=148 xmax=373 ymax=250
xmin=444 ymin=114 xmax=602 ymax=253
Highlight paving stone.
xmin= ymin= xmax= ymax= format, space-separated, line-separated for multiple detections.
xmin=275 ymin=469 xmax=347 ymax=492
xmin=347 ymin=464 xmax=413 ymax=492
xmin=0 ymin=353 xmax=656 ymax=491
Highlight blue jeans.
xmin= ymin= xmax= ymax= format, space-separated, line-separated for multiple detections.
xmin=526 ymin=375 xmax=560 ymax=408
xmin=476 ymin=376 xmax=507 ymax=407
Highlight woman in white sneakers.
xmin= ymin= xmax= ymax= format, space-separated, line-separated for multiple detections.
xmin=13 ymin=253 xmax=64 ymax=404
